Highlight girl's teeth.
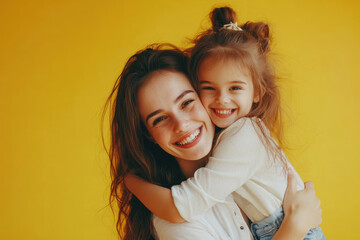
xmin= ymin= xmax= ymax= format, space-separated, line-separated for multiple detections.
xmin=178 ymin=129 xmax=200 ymax=145
xmin=215 ymin=109 xmax=232 ymax=115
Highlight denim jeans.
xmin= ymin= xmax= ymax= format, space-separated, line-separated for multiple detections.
xmin=250 ymin=207 xmax=326 ymax=240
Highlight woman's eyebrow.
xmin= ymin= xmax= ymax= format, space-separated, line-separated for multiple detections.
xmin=145 ymin=90 xmax=194 ymax=124
xmin=146 ymin=109 xmax=162 ymax=124
xmin=174 ymin=90 xmax=194 ymax=103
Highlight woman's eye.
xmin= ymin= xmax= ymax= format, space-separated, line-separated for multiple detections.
xmin=153 ymin=116 xmax=167 ymax=126
xmin=181 ymin=99 xmax=194 ymax=109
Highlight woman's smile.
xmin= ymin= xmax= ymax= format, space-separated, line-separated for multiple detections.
xmin=174 ymin=126 xmax=202 ymax=148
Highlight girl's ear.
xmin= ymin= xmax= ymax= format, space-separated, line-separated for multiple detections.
xmin=253 ymin=87 xmax=265 ymax=103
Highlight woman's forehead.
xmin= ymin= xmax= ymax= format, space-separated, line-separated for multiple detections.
xmin=137 ymin=70 xmax=195 ymax=115
xmin=141 ymin=70 xmax=193 ymax=97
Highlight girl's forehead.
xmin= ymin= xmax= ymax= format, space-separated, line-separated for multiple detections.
xmin=199 ymin=57 xmax=251 ymax=78
xmin=200 ymin=55 xmax=250 ymax=70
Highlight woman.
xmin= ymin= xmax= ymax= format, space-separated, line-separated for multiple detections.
xmin=104 ymin=44 xmax=321 ymax=239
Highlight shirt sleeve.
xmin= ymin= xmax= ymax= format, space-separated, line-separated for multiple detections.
xmin=171 ymin=118 xmax=268 ymax=221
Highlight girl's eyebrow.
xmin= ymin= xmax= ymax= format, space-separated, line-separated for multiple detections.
xmin=199 ymin=80 xmax=211 ymax=84
xmin=145 ymin=90 xmax=194 ymax=124
xmin=230 ymin=80 xmax=247 ymax=84
xmin=200 ymin=80 xmax=247 ymax=84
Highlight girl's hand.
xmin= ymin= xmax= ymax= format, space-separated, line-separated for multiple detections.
xmin=283 ymin=169 xmax=322 ymax=232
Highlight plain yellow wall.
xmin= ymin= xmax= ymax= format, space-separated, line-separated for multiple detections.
xmin=1 ymin=0 xmax=359 ymax=239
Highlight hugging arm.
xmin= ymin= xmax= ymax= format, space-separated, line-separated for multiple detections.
xmin=125 ymin=120 xmax=264 ymax=223
xmin=272 ymin=169 xmax=322 ymax=239
xmin=124 ymin=175 xmax=185 ymax=223
xmin=125 ymin=167 xmax=323 ymax=238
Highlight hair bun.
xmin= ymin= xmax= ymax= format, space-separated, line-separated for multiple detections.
xmin=242 ymin=22 xmax=271 ymax=53
xmin=210 ymin=7 xmax=237 ymax=32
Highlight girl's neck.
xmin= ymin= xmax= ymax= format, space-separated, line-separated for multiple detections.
xmin=176 ymin=156 xmax=208 ymax=178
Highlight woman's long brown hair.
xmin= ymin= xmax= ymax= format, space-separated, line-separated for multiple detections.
xmin=102 ymin=44 xmax=188 ymax=239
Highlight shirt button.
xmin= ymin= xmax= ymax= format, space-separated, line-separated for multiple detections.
xmin=240 ymin=226 xmax=244 ymax=230
xmin=234 ymin=211 xmax=236 ymax=216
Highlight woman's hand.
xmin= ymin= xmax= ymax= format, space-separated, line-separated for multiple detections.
xmin=283 ymin=168 xmax=322 ymax=235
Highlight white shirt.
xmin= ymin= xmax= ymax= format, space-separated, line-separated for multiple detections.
xmin=171 ymin=117 xmax=304 ymax=223
xmin=153 ymin=195 xmax=254 ymax=240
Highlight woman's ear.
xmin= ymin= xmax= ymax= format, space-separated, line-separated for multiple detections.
xmin=144 ymin=131 xmax=157 ymax=144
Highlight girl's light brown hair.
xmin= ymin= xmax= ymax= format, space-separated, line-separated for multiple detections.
xmin=189 ymin=6 xmax=286 ymax=167
xmin=102 ymin=44 xmax=188 ymax=239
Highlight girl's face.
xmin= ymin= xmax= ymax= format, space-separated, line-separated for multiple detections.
xmin=198 ymin=57 xmax=259 ymax=128
xmin=137 ymin=70 xmax=215 ymax=161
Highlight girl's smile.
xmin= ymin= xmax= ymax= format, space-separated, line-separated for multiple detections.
xmin=211 ymin=108 xmax=236 ymax=118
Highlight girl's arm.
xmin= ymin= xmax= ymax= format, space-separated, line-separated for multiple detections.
xmin=127 ymin=119 xmax=267 ymax=223
xmin=272 ymin=169 xmax=322 ymax=240
xmin=171 ymin=119 xmax=266 ymax=221
xmin=124 ymin=174 xmax=185 ymax=223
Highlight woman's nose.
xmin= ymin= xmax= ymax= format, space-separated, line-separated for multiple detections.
xmin=174 ymin=115 xmax=190 ymax=133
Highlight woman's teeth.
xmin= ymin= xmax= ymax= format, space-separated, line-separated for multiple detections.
xmin=177 ymin=128 xmax=200 ymax=145
xmin=214 ymin=109 xmax=232 ymax=115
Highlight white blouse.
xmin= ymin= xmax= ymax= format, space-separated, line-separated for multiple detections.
xmin=153 ymin=195 xmax=254 ymax=240
xmin=171 ymin=117 xmax=304 ymax=223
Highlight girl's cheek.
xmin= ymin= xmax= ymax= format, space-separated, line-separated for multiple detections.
xmin=199 ymin=94 xmax=209 ymax=107
xmin=193 ymin=102 xmax=210 ymax=121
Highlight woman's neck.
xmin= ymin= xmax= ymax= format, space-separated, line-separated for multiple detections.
xmin=176 ymin=156 xmax=208 ymax=178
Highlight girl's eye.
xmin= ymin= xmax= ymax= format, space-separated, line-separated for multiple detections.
xmin=181 ymin=99 xmax=194 ymax=109
xmin=230 ymin=86 xmax=242 ymax=90
xmin=152 ymin=116 xmax=168 ymax=126
xmin=201 ymin=86 xmax=215 ymax=90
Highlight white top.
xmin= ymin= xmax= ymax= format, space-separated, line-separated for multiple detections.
xmin=153 ymin=195 xmax=254 ymax=240
xmin=171 ymin=117 xmax=304 ymax=222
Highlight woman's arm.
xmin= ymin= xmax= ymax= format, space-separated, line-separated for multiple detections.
xmin=124 ymin=174 xmax=185 ymax=223
xmin=272 ymin=169 xmax=322 ymax=240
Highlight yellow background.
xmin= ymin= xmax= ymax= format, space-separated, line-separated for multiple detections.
xmin=1 ymin=0 xmax=359 ymax=239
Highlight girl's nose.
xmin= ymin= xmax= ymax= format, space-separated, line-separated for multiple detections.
xmin=174 ymin=115 xmax=190 ymax=134
xmin=216 ymin=91 xmax=230 ymax=105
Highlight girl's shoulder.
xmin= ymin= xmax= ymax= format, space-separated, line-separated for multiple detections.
xmin=213 ymin=117 xmax=269 ymax=153
xmin=216 ymin=117 xmax=267 ymax=142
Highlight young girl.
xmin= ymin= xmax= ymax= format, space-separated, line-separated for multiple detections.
xmin=125 ymin=7 xmax=325 ymax=240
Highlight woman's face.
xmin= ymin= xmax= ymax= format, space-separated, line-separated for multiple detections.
xmin=137 ymin=70 xmax=214 ymax=161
